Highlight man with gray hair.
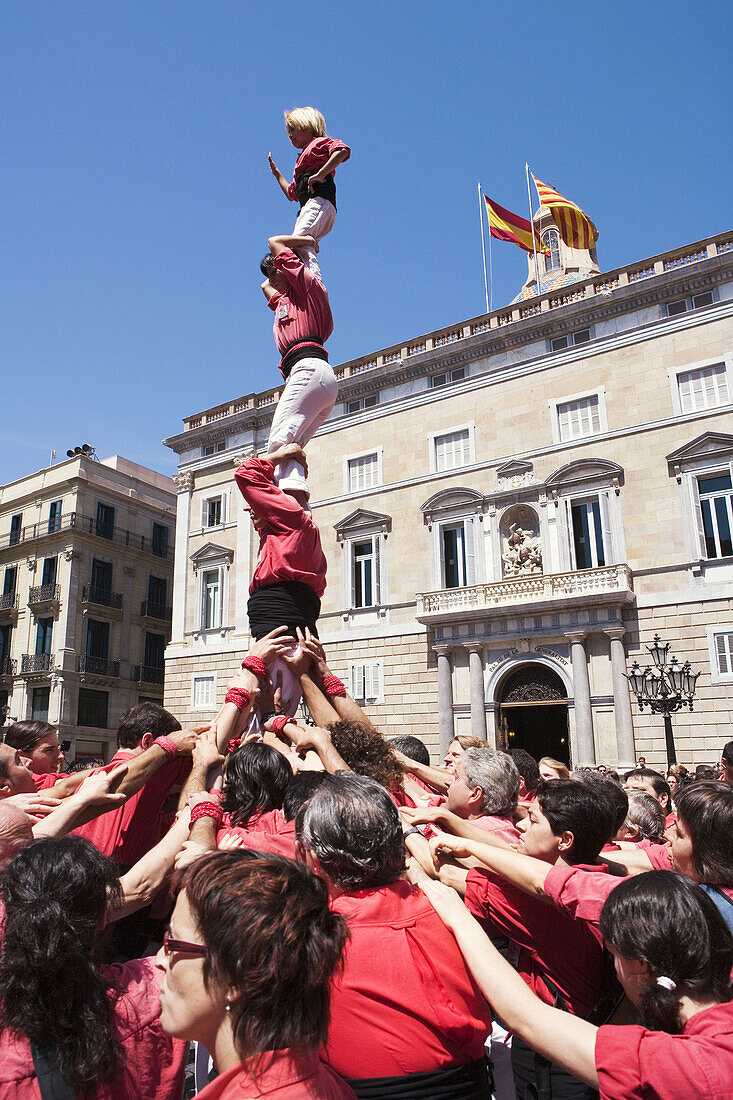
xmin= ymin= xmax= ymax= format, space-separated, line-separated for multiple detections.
xmin=295 ymin=772 xmax=492 ymax=1097
xmin=0 ymin=803 xmax=33 ymax=868
xmin=443 ymin=747 xmax=521 ymax=843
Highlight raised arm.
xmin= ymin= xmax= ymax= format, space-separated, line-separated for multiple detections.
xmin=392 ymin=749 xmax=452 ymax=794
xmin=264 ymin=717 xmax=350 ymax=775
xmin=417 ymin=874 xmax=600 ymax=1089
xmin=427 ymin=830 xmax=552 ymax=900
xmin=268 ymin=152 xmax=293 ymax=199
xmin=299 ymin=631 xmax=376 ymax=729
xmin=403 ymin=804 xmax=514 ymax=848
xmin=110 ymin=725 xmax=206 ymax=799
xmin=32 ymin=766 xmax=128 ymax=838
xmin=113 ymin=807 xmax=194 ymax=921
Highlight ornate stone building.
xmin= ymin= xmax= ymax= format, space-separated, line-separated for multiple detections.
xmin=0 ymin=454 xmax=175 ymax=760
xmin=163 ymin=226 xmax=733 ymax=770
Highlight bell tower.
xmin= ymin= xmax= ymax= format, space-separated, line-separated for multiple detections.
xmin=517 ymin=206 xmax=600 ymax=300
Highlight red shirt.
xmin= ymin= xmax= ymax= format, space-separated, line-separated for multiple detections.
xmin=268 ymin=248 xmax=333 ymax=361
xmin=217 ymin=810 xmax=297 ymax=859
xmin=545 ymin=863 xmax=622 ymax=935
xmin=465 ymin=868 xmax=604 ymax=1018
xmin=0 ymin=957 xmax=185 ymax=1100
xmin=324 ymin=880 xmax=491 ymax=1078
xmin=286 ymin=136 xmax=351 ymax=201
xmin=33 ymin=772 xmax=67 ymax=790
xmin=637 ymin=839 xmax=673 ymax=870
xmin=197 ymin=1049 xmax=355 ymax=1100
xmin=472 ymin=814 xmax=521 ymax=845
xmin=595 ymin=1002 xmax=733 ymax=1099
xmin=73 ymin=747 xmax=190 ymax=867
xmin=235 ymin=458 xmax=327 ymax=598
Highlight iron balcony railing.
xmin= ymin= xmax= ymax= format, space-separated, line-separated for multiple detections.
xmin=133 ymin=664 xmax=164 ymax=685
xmin=2 ymin=512 xmax=172 ymax=559
xmin=28 ymin=584 xmax=61 ymax=606
xmin=82 ymin=585 xmax=123 ymax=609
xmin=0 ymin=593 xmax=18 ymax=613
xmin=20 ymin=654 xmax=54 ymax=674
xmin=140 ymin=599 xmax=172 ymax=622
xmin=0 ymin=657 xmax=16 ymax=676
xmin=78 ymin=655 xmax=121 ymax=678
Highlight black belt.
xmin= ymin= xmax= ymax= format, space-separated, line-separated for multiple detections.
xmin=247 ymin=581 xmax=321 ymax=640
xmin=280 ymin=338 xmax=328 ymax=380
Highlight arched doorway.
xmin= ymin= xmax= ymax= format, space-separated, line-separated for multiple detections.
xmin=496 ymin=664 xmax=569 ymax=764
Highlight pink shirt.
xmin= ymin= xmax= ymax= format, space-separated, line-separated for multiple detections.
xmin=0 ymin=957 xmax=185 ymax=1100
xmin=286 ymin=137 xmax=351 ymax=201
xmin=545 ymin=863 xmax=621 ymax=935
xmin=217 ymin=809 xmax=297 ymax=859
xmin=268 ymin=248 xmax=333 ymax=360
xmin=197 ymin=1049 xmax=355 ymax=1100
xmin=595 ymin=1003 xmax=733 ymax=1099
xmin=472 ymin=813 xmax=521 ymax=845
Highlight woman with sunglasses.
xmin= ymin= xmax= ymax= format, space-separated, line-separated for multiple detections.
xmin=156 ymin=849 xmax=356 ymax=1099
xmin=0 ymin=836 xmax=186 ymax=1098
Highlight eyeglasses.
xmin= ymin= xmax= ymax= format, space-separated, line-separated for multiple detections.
xmin=163 ymin=930 xmax=208 ymax=958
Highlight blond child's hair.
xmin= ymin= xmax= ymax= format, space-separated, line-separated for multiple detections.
xmin=284 ymin=107 xmax=327 ymax=138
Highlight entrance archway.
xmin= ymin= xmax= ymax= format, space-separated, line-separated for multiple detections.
xmin=496 ymin=664 xmax=569 ymax=764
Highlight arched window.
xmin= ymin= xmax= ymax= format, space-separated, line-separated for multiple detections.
xmin=543 ymin=228 xmax=561 ymax=273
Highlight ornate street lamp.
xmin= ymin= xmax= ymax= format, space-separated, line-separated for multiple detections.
xmin=624 ymin=634 xmax=700 ymax=766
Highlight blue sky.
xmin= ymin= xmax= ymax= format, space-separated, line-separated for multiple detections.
xmin=2 ymin=1 xmax=731 ymax=483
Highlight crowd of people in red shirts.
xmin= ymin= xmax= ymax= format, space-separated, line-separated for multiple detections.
xmin=0 ymin=652 xmax=731 ymax=1099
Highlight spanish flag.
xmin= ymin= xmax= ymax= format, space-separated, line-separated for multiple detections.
xmin=483 ymin=193 xmax=549 ymax=255
xmin=531 ymin=174 xmax=598 ymax=251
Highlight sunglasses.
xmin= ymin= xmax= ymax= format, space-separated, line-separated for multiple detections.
xmin=163 ymin=930 xmax=208 ymax=958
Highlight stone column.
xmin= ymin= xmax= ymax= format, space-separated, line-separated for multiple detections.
xmin=233 ymin=456 xmax=254 ymax=639
xmin=605 ymin=627 xmax=636 ymax=770
xmin=171 ymin=472 xmax=193 ymax=644
xmin=434 ymin=646 xmax=454 ymax=761
xmin=565 ymin=631 xmax=595 ymax=765
xmin=57 ymin=547 xmax=81 ymax=672
xmin=466 ymin=644 xmax=487 ymax=743
xmin=119 ymin=565 xmax=135 ymax=675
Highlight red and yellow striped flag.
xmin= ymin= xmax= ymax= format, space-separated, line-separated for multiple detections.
xmin=531 ymin=175 xmax=598 ymax=250
xmin=483 ymin=193 xmax=549 ymax=255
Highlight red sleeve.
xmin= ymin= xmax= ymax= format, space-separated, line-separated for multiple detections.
xmin=234 ymin=458 xmax=307 ymax=536
xmin=317 ymin=136 xmax=351 ymax=164
xmin=594 ymin=1022 xmax=728 ymax=1097
xmin=286 ymin=179 xmax=297 ymax=201
xmin=545 ymin=865 xmax=619 ymax=931
xmin=33 ymin=772 xmax=67 ymax=790
xmin=638 ymin=840 xmax=673 ymax=870
xmin=595 ymin=1025 xmax=646 ymax=1097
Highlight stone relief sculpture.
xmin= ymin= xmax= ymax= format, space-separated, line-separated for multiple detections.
xmin=500 ymin=506 xmax=543 ymax=578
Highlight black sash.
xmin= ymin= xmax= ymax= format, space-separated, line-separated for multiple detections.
xmin=295 ymin=170 xmax=336 ymax=210
xmin=346 ymin=1057 xmax=492 ymax=1099
xmin=280 ymin=336 xmax=328 ymax=380
xmin=247 ymin=581 xmax=320 ymax=640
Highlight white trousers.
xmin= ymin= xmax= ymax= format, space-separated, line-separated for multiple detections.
xmin=268 ymin=357 xmax=338 ymax=495
xmin=292 ymin=197 xmax=336 ymax=281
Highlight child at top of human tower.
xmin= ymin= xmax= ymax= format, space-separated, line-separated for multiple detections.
xmin=268 ymin=107 xmax=350 ymax=281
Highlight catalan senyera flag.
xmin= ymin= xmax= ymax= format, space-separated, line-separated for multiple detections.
xmin=483 ymin=193 xmax=549 ymax=255
xmin=531 ymin=174 xmax=598 ymax=250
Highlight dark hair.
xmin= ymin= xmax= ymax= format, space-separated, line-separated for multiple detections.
xmin=282 ymin=771 xmax=330 ymax=822
xmin=116 ymin=702 xmax=180 ymax=749
xmin=722 ymin=741 xmax=733 ymax=767
xmin=676 ymin=782 xmax=733 ymax=885
xmin=600 ymin=871 xmax=733 ymax=1033
xmin=260 ymin=253 xmax=276 ymax=278
xmin=296 ymin=772 xmax=406 ymax=891
xmin=68 ymin=757 xmax=106 ymax=773
xmin=624 ymin=767 xmax=671 ymax=805
xmin=537 ymin=779 xmax=614 ymax=864
xmin=388 ymin=735 xmax=430 ymax=767
xmin=509 ymin=749 xmax=540 ymax=793
xmin=222 ymin=743 xmax=292 ymax=828
xmin=573 ymin=768 xmax=629 ymax=835
xmin=181 ymin=850 xmax=347 ymax=1058
xmin=0 ymin=838 xmax=123 ymax=1090
xmin=327 ymin=721 xmax=404 ymax=791
xmin=2 ymin=720 xmax=56 ymax=755
xmin=694 ymin=764 xmax=719 ymax=782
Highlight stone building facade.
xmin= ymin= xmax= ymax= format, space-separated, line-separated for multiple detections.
xmin=0 ymin=454 xmax=175 ymax=761
xmin=163 ymin=227 xmax=733 ymax=771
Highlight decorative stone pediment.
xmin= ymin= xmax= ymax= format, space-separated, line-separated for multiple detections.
xmin=190 ymin=542 xmax=234 ymax=572
xmin=421 ymin=487 xmax=484 ymax=526
xmin=546 ymin=458 xmax=624 ymax=491
xmin=666 ymin=432 xmax=733 ymax=468
xmin=496 ymin=460 xmax=535 ymax=489
xmin=334 ymin=509 xmax=392 ymax=543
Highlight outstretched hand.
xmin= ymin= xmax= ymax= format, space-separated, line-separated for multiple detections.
xmin=77 ymin=764 xmax=129 ymax=807
xmin=248 ymin=626 xmax=296 ymax=666
xmin=298 ymin=627 xmax=330 ymax=680
xmin=268 ymin=152 xmax=280 ymax=176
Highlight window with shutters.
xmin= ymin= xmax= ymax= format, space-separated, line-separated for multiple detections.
xmin=201 ymin=495 xmax=225 ymax=529
xmin=549 ymin=389 xmax=607 ymax=445
xmin=706 ymin=628 xmax=733 ymax=684
xmin=192 ymin=674 xmax=217 ymax=709
xmin=545 ymin=459 xmax=625 ymax=575
xmin=440 ymin=521 xmax=476 ymax=588
xmin=697 ymin=472 xmax=733 ymax=559
xmin=202 ymin=569 xmax=222 ymax=629
xmin=349 ymin=661 xmax=383 ymax=704
xmin=571 ymin=498 xmax=607 ymax=569
xmin=334 ymin=509 xmax=391 ymax=617
xmin=351 ymin=538 xmax=378 ymax=608
xmin=669 ymin=357 xmax=731 ymax=417
xmin=430 ymin=425 xmax=475 ymax=473
xmin=346 ymin=452 xmax=381 ymax=494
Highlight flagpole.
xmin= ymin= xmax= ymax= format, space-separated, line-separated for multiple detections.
xmin=525 ymin=162 xmax=541 ymax=298
xmin=478 ymin=183 xmax=490 ymax=314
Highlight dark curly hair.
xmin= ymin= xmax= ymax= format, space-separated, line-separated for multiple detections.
xmin=222 ymin=742 xmax=292 ymax=828
xmin=327 ymin=721 xmax=404 ymax=792
xmin=0 ymin=837 xmax=123 ymax=1091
